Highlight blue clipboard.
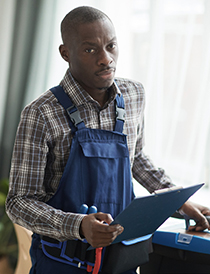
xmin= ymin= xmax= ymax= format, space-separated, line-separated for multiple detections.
xmin=111 ymin=183 xmax=204 ymax=244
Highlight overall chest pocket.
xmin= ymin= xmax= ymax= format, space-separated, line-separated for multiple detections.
xmin=79 ymin=140 xmax=129 ymax=159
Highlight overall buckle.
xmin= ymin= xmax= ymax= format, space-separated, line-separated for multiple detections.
xmin=67 ymin=105 xmax=83 ymax=126
xmin=116 ymin=106 xmax=125 ymax=121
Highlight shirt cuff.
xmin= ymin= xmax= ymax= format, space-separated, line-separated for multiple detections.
xmin=62 ymin=213 xmax=86 ymax=241
xmin=74 ymin=214 xmax=86 ymax=241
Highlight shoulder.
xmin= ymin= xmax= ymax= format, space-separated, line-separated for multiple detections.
xmin=21 ymin=89 xmax=59 ymax=119
xmin=115 ymin=77 xmax=144 ymax=91
xmin=114 ymin=77 xmax=145 ymax=98
xmin=114 ymin=78 xmax=145 ymax=110
xmin=24 ymin=89 xmax=56 ymax=112
xmin=19 ymin=88 xmax=69 ymax=141
xmin=20 ymin=88 xmax=65 ymax=134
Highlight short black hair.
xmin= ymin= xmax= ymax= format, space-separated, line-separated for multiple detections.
xmin=61 ymin=6 xmax=111 ymax=44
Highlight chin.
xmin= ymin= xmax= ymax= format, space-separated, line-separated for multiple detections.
xmin=98 ymin=86 xmax=112 ymax=91
xmin=99 ymin=80 xmax=114 ymax=90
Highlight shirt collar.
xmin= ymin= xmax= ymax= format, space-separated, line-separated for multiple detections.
xmin=59 ymin=69 xmax=121 ymax=107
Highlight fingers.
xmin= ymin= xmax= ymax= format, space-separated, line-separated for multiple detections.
xmin=188 ymin=215 xmax=210 ymax=232
xmin=80 ymin=212 xmax=124 ymax=248
xmin=95 ymin=212 xmax=114 ymax=225
xmin=90 ymin=224 xmax=123 ymax=248
xmin=188 ymin=222 xmax=208 ymax=232
xmin=181 ymin=201 xmax=210 ymax=231
xmin=201 ymin=208 xmax=210 ymax=216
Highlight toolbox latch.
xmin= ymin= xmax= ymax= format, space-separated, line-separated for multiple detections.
xmin=177 ymin=233 xmax=193 ymax=244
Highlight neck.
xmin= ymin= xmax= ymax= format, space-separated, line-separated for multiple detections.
xmin=88 ymin=89 xmax=109 ymax=107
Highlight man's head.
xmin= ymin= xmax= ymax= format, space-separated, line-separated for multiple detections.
xmin=60 ymin=6 xmax=111 ymax=45
xmin=59 ymin=6 xmax=119 ymax=100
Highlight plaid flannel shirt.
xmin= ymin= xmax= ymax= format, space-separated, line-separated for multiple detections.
xmin=6 ymin=69 xmax=173 ymax=241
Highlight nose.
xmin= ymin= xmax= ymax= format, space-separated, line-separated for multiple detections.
xmin=97 ymin=50 xmax=113 ymax=66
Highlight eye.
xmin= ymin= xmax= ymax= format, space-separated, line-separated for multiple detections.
xmin=108 ymin=43 xmax=117 ymax=50
xmin=85 ymin=48 xmax=95 ymax=54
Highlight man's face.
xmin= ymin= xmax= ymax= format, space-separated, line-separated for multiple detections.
xmin=61 ymin=18 xmax=119 ymax=96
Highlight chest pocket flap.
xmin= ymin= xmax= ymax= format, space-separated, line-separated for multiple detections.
xmin=79 ymin=141 xmax=129 ymax=159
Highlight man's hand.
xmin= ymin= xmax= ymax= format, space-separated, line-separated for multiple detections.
xmin=80 ymin=212 xmax=124 ymax=248
xmin=179 ymin=201 xmax=210 ymax=231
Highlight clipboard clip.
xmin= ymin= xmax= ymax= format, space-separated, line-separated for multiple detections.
xmin=153 ymin=186 xmax=183 ymax=195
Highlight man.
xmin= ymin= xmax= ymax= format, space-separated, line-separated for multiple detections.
xmin=6 ymin=6 xmax=210 ymax=274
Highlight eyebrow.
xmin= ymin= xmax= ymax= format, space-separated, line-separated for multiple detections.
xmin=81 ymin=41 xmax=98 ymax=47
xmin=81 ymin=37 xmax=117 ymax=47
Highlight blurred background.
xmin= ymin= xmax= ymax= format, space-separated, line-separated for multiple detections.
xmin=0 ymin=0 xmax=210 ymax=272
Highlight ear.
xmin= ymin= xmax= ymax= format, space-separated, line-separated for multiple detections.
xmin=59 ymin=44 xmax=70 ymax=62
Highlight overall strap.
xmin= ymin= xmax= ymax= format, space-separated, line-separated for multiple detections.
xmin=51 ymin=85 xmax=85 ymax=133
xmin=51 ymin=85 xmax=125 ymax=133
xmin=114 ymin=93 xmax=126 ymax=133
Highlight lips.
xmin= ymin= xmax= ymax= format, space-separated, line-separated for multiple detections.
xmin=96 ymin=68 xmax=115 ymax=77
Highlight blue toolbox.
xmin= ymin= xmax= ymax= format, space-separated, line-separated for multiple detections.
xmin=141 ymin=215 xmax=210 ymax=273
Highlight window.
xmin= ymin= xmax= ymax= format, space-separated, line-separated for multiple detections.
xmin=4 ymin=0 xmax=208 ymax=203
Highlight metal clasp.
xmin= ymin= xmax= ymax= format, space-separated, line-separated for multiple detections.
xmin=116 ymin=106 xmax=125 ymax=121
xmin=177 ymin=233 xmax=193 ymax=244
xmin=67 ymin=105 xmax=83 ymax=126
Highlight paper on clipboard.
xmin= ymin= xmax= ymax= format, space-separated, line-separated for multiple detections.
xmin=111 ymin=183 xmax=204 ymax=244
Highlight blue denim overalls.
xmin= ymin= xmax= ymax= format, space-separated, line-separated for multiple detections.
xmin=29 ymin=85 xmax=135 ymax=274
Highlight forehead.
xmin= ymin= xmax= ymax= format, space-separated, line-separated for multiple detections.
xmin=72 ymin=18 xmax=116 ymax=45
